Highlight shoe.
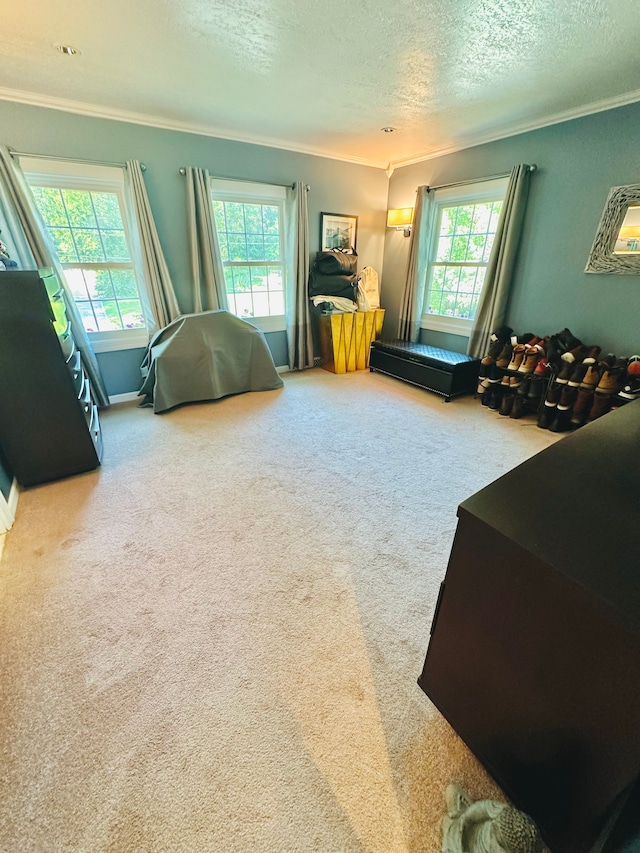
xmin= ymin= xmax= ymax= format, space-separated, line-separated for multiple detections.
xmin=627 ymin=355 xmax=640 ymax=377
xmin=481 ymin=326 xmax=513 ymax=364
xmin=556 ymin=328 xmax=582 ymax=352
xmin=495 ymin=341 xmax=513 ymax=369
xmin=509 ymin=395 xmax=527 ymax=419
xmin=488 ymin=385 xmax=504 ymax=410
xmin=596 ymin=363 xmax=627 ymax=396
xmin=588 ymin=392 xmax=613 ymax=421
xmin=615 ymin=376 xmax=640 ymax=406
xmin=545 ymin=382 xmax=563 ymax=406
xmin=558 ymin=385 xmax=578 ymax=409
xmin=527 ymin=376 xmax=545 ymax=408
xmin=537 ymin=401 xmax=556 ymax=429
xmin=499 ymin=393 xmax=515 ymax=416
xmin=517 ymin=345 xmax=544 ymax=374
xmin=534 ymin=356 xmax=550 ymax=376
xmin=580 ymin=363 xmax=602 ymax=389
xmin=549 ymin=405 xmax=573 ymax=433
xmin=556 ymin=346 xmax=589 ymax=383
xmin=481 ymin=380 xmax=500 ymax=406
xmin=507 ymin=344 xmax=526 ymax=372
xmin=477 ymin=376 xmax=490 ymax=395
xmin=570 ymin=388 xmax=594 ymax=429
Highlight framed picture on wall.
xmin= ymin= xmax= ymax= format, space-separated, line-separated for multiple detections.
xmin=320 ymin=212 xmax=358 ymax=251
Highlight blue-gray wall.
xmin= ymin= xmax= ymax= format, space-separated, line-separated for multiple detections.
xmin=0 ymin=100 xmax=389 ymax=393
xmin=384 ymin=100 xmax=640 ymax=356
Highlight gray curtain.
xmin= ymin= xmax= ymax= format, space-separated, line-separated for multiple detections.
xmin=125 ymin=160 xmax=181 ymax=332
xmin=397 ymin=185 xmax=433 ymax=341
xmin=286 ymin=182 xmax=313 ymax=370
xmin=0 ymin=145 xmax=110 ymax=407
xmin=186 ymin=167 xmax=227 ymax=313
xmin=468 ymin=164 xmax=533 ymax=358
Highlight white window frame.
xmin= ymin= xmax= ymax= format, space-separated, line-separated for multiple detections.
xmin=210 ymin=179 xmax=287 ymax=334
xmin=421 ymin=178 xmax=508 ymax=336
xmin=21 ymin=157 xmax=151 ymax=353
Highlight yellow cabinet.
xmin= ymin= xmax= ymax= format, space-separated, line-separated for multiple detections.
xmin=318 ymin=309 xmax=385 ymax=374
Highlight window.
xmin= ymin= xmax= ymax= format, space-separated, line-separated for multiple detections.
xmin=22 ymin=158 xmax=149 ymax=352
xmin=210 ymin=180 xmax=286 ymax=333
xmin=422 ymin=178 xmax=507 ymax=335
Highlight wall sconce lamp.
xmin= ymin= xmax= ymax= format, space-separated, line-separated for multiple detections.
xmin=387 ymin=207 xmax=413 ymax=237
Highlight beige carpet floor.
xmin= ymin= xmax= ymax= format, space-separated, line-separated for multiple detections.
xmin=0 ymin=369 xmax=561 ymax=853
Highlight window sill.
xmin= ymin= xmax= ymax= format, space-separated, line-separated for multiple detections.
xmin=89 ymin=329 xmax=150 ymax=353
xmin=238 ymin=315 xmax=286 ymax=334
xmin=420 ymin=315 xmax=473 ymax=337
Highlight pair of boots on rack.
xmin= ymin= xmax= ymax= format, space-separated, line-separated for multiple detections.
xmin=479 ymin=332 xmax=546 ymax=412
xmin=538 ymin=351 xmax=637 ymax=431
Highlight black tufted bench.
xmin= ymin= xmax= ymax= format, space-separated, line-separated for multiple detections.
xmin=369 ymin=339 xmax=480 ymax=402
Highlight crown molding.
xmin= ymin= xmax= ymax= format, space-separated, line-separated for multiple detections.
xmin=0 ymin=87 xmax=388 ymax=171
xmin=389 ymin=87 xmax=640 ymax=171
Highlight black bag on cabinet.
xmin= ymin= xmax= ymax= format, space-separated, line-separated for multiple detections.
xmin=308 ymin=270 xmax=358 ymax=302
xmin=315 ymin=248 xmax=358 ymax=276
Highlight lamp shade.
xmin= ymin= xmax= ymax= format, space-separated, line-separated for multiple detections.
xmin=619 ymin=226 xmax=640 ymax=240
xmin=387 ymin=208 xmax=413 ymax=228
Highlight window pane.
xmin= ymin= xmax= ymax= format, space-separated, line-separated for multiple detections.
xmin=228 ymin=235 xmax=247 ymax=261
xmin=74 ymin=229 xmax=105 ymax=262
xmin=92 ymin=269 xmax=116 ymax=301
xmin=266 ymin=268 xmax=283 ymax=291
xmin=91 ymin=192 xmax=123 ymax=229
xmin=111 ymin=269 xmax=139 ymax=299
xmin=64 ymin=268 xmax=90 ymax=300
xmin=439 ymin=208 xmax=455 ymax=236
xmin=244 ymin=205 xmax=263 ymax=234
xmin=262 ymin=205 xmax=279 ymax=235
xmin=247 ymin=236 xmax=265 ymax=261
xmin=472 ymin=203 xmax=492 ymax=233
xmin=443 ymin=267 xmax=461 ymax=292
xmin=252 ymin=292 xmax=270 ymax=316
xmin=427 ymin=290 xmax=443 ymax=314
xmin=232 ymin=267 xmax=251 ymax=292
xmin=250 ymin=267 xmax=268 ymax=290
xmin=224 ymin=268 xmax=235 ymax=294
xmin=50 ymin=228 xmax=78 ymax=263
xmin=483 ymin=233 xmax=497 ymax=261
xmin=455 ymin=206 xmax=473 ymax=234
xmin=93 ymin=300 xmax=123 ymax=331
xmin=226 ymin=294 xmax=237 ymax=314
xmin=61 ymin=190 xmax=96 ymax=228
xmin=269 ymin=291 xmax=285 ymax=314
xmin=77 ymin=301 xmax=98 ymax=333
xmin=212 ymin=201 xmax=226 ymax=233
xmin=264 ymin=236 xmax=280 ymax=261
xmin=218 ymin=233 xmax=229 ymax=262
xmin=225 ymin=203 xmax=245 ymax=233
xmin=118 ymin=300 xmax=145 ymax=328
xmin=451 ymin=235 xmax=469 ymax=261
xmin=102 ymin=230 xmax=130 ymax=262
xmin=489 ymin=202 xmax=502 ymax=232
xmin=435 ymin=236 xmax=452 ymax=262
xmin=234 ymin=292 xmax=254 ymax=318
xmin=466 ymin=234 xmax=488 ymax=262
xmin=32 ymin=187 xmax=67 ymax=226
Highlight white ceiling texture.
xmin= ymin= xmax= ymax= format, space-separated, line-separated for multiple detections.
xmin=3 ymin=0 xmax=640 ymax=170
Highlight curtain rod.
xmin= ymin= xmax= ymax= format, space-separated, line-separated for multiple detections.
xmin=178 ymin=168 xmax=309 ymax=190
xmin=10 ymin=150 xmax=146 ymax=171
xmin=425 ymin=164 xmax=536 ymax=193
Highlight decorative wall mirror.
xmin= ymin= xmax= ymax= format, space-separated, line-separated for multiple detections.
xmin=585 ymin=184 xmax=640 ymax=274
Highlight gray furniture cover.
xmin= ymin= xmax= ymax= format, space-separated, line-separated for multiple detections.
xmin=138 ymin=310 xmax=284 ymax=413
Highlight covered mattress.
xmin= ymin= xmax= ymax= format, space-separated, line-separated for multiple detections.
xmin=138 ymin=309 xmax=283 ymax=413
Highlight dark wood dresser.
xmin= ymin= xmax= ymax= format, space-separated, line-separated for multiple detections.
xmin=0 ymin=269 xmax=102 ymax=487
xmin=418 ymin=400 xmax=640 ymax=853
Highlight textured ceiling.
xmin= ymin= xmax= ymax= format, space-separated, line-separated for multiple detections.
xmin=3 ymin=0 xmax=640 ymax=169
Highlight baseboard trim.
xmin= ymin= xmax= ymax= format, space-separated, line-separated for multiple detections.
xmin=109 ymin=392 xmax=140 ymax=404
xmin=276 ymin=365 xmax=289 ymax=373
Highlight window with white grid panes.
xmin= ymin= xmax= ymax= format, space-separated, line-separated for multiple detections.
xmin=211 ymin=182 xmax=286 ymax=324
xmin=30 ymin=185 xmax=144 ymax=334
xmin=22 ymin=158 xmax=150 ymax=352
xmin=422 ymin=179 xmax=507 ymax=335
